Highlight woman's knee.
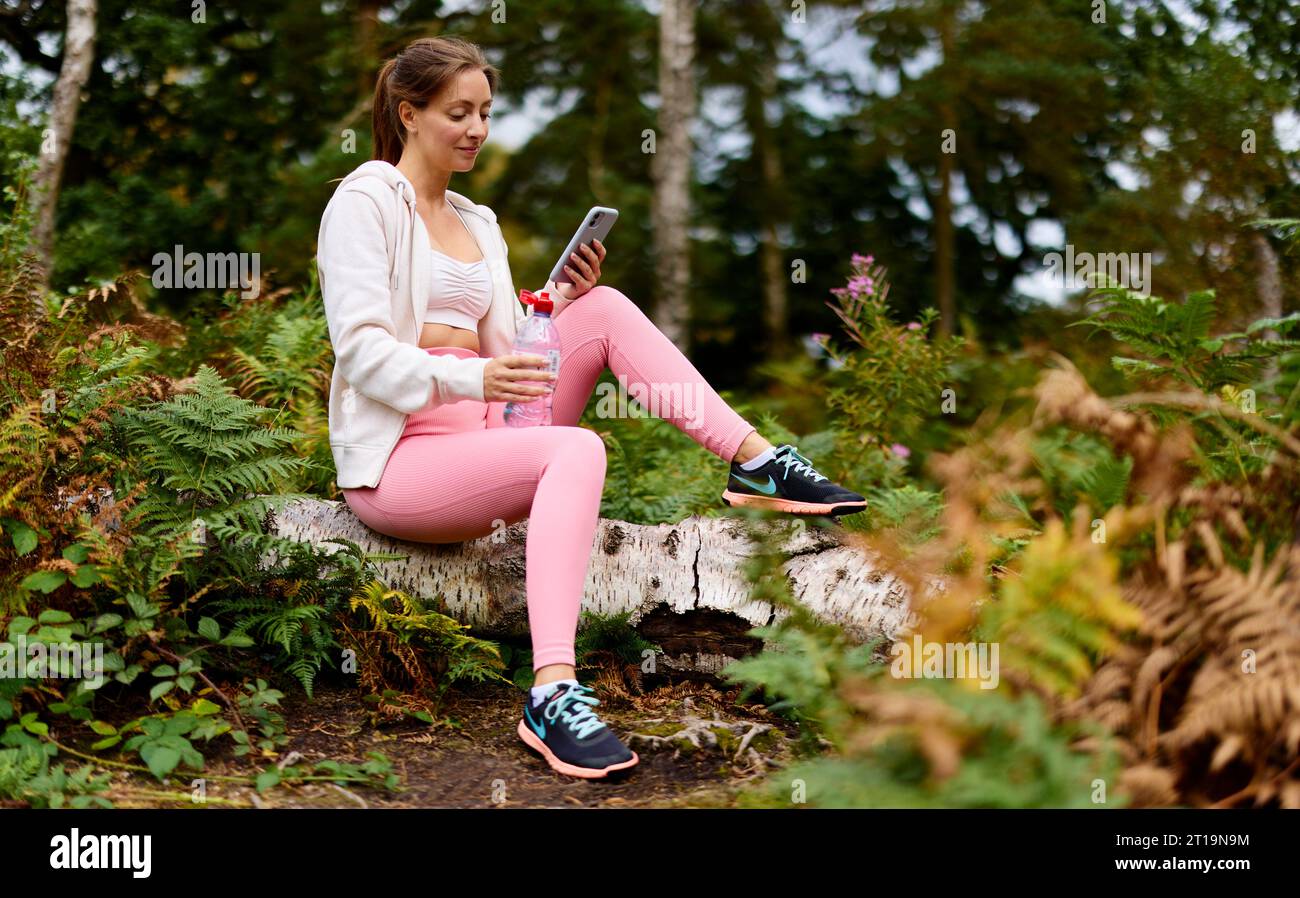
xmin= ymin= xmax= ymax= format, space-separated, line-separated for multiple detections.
xmin=549 ymin=425 xmax=607 ymax=474
xmin=568 ymin=284 xmax=636 ymax=321
xmin=583 ymin=285 xmax=627 ymax=304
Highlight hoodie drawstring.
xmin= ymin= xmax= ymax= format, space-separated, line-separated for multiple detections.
xmin=391 ymin=180 xmax=410 ymax=292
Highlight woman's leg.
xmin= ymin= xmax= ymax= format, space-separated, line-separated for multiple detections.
xmin=343 ymin=422 xmax=608 ymax=671
xmin=509 ymin=285 xmax=761 ymax=462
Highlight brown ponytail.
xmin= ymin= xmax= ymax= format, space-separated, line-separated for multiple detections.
xmin=371 ymin=36 xmax=501 ymax=166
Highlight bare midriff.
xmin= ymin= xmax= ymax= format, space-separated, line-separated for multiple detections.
xmin=418 ymin=323 xmax=480 ymax=353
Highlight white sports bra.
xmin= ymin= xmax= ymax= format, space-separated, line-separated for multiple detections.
xmin=424 ymin=205 xmax=492 ymax=331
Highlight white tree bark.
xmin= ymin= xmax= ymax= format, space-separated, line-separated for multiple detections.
xmin=30 ymin=0 xmax=99 ymax=306
xmin=266 ymin=500 xmax=922 ymax=676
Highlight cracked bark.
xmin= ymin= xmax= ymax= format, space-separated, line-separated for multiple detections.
xmin=265 ymin=499 xmax=924 ymax=677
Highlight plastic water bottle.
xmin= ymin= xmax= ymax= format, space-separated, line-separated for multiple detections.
xmin=504 ymin=290 xmax=561 ymax=427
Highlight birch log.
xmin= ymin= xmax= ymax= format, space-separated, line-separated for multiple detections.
xmin=265 ymin=499 xmax=921 ymax=676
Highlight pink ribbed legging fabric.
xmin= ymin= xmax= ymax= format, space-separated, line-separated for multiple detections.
xmin=341 ymin=285 xmax=757 ymax=671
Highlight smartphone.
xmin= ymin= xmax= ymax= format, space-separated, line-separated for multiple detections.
xmin=548 ymin=206 xmax=619 ymax=285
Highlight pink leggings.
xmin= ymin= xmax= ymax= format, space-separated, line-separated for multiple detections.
xmin=341 ymin=285 xmax=757 ymax=671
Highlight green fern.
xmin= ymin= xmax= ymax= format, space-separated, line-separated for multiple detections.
xmin=1031 ymin=428 xmax=1133 ymax=520
xmin=112 ymin=364 xmax=319 ymax=583
xmin=864 ymin=484 xmax=944 ymax=544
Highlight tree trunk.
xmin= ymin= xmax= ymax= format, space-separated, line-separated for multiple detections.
xmin=650 ymin=0 xmax=696 ymax=352
xmin=753 ymin=41 xmax=789 ymax=358
xmin=29 ymin=0 xmax=98 ymax=312
xmin=265 ymin=501 xmax=921 ymax=677
xmin=935 ymin=9 xmax=956 ymax=337
xmin=356 ymin=0 xmax=383 ymax=100
xmin=1252 ymin=230 xmax=1283 ymax=335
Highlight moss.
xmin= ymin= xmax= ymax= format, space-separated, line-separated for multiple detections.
xmin=747 ymin=727 xmax=781 ymax=754
xmin=635 ymin=720 xmax=684 ymax=738
xmin=670 ymin=734 xmax=700 ymax=755
xmin=714 ymin=726 xmax=740 ymax=756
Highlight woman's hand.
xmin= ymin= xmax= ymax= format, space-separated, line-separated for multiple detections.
xmin=482 ymin=354 xmax=558 ymax=403
xmin=553 ymin=239 xmax=606 ymax=301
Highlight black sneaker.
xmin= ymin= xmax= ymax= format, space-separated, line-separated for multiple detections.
xmin=722 ymin=443 xmax=867 ymax=516
xmin=517 ymin=682 xmax=639 ymax=779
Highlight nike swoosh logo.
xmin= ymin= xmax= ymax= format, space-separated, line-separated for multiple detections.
xmin=733 ymin=473 xmax=778 ymax=494
xmin=525 ymin=708 xmax=546 ymax=739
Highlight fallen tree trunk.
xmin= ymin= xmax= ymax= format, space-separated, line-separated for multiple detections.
xmin=266 ymin=499 xmax=920 ymax=677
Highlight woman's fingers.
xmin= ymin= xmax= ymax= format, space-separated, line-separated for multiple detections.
xmin=502 ymin=356 xmax=556 ymax=395
xmin=505 ymin=354 xmax=557 ymax=379
xmin=568 ymin=246 xmax=598 ymax=281
xmin=484 ymin=355 xmax=558 ymax=402
xmin=563 ymin=266 xmax=589 ymax=288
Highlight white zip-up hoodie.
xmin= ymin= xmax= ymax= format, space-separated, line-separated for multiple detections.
xmin=316 ymin=159 xmax=568 ymax=489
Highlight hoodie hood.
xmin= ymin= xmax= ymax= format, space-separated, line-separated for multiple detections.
xmin=336 ymin=159 xmax=496 ymax=292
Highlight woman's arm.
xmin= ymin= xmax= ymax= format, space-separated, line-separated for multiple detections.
xmin=318 ymin=188 xmax=489 ymax=412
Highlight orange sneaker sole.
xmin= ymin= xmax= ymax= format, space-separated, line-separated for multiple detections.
xmin=517 ymin=720 xmax=640 ymax=779
xmin=721 ymin=489 xmax=866 ymax=516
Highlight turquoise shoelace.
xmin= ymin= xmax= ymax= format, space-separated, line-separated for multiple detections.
xmin=544 ymin=683 xmax=608 ymax=739
xmin=776 ymin=445 xmax=828 ymax=482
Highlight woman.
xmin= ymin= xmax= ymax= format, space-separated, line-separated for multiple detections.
xmin=316 ymin=36 xmax=866 ymax=779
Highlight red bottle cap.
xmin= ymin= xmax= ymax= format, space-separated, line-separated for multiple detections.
xmin=533 ymin=291 xmax=554 ymax=314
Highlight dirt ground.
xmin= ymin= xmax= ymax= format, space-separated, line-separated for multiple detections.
xmin=94 ymin=677 xmax=805 ymax=809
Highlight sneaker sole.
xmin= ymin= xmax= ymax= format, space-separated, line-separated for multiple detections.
xmin=516 ymin=719 xmax=640 ymax=779
xmin=722 ymin=489 xmax=866 ymax=516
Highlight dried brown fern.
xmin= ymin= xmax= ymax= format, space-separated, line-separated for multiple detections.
xmin=1037 ymin=359 xmax=1300 ymax=806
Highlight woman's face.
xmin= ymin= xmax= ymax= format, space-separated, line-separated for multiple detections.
xmin=400 ymin=68 xmax=492 ymax=173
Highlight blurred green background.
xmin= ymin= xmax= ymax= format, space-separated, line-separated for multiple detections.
xmin=4 ymin=0 xmax=1294 ymax=395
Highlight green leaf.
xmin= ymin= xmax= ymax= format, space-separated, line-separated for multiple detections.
xmin=1246 ymin=312 xmax=1300 ymax=335
xmin=143 ymin=745 xmax=181 ymax=779
xmin=7 ymin=616 xmax=35 ymax=638
xmin=88 ymin=719 xmax=118 ymax=736
xmin=70 ymin=565 xmax=100 ymax=588
xmin=191 ymin=698 xmax=221 ymax=716
xmin=61 ymin=543 xmax=90 ymax=564
xmin=1111 ymin=357 xmax=1166 ymax=375
xmin=22 ymin=570 xmax=67 ymax=593
xmin=37 ymin=609 xmax=74 ymax=624
xmin=149 ymin=681 xmax=175 ymax=701
xmin=115 ymin=664 xmax=143 ymax=685
xmin=220 ymin=633 xmax=255 ymax=648
xmin=126 ymin=592 xmax=158 ymax=619
xmin=91 ymin=614 xmax=123 ymax=634
xmin=152 ymin=665 xmax=177 ymax=678
xmin=6 ymin=520 xmax=37 ymax=555
xmin=1181 ymin=290 xmax=1216 ymax=344
xmin=255 ymin=770 xmax=281 ymax=792
xmin=90 ymin=735 xmax=121 ymax=751
xmin=198 ymin=617 xmax=221 ymax=641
